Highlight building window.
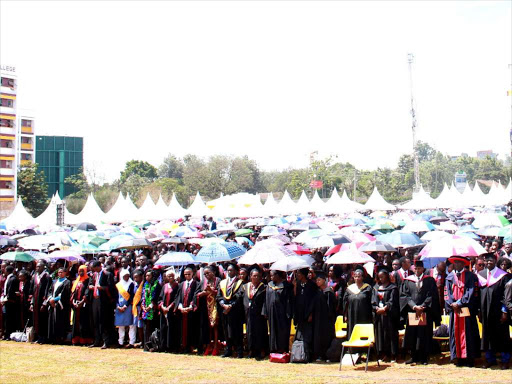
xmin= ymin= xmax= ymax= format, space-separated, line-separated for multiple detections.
xmin=1 ymin=77 xmax=15 ymax=88
xmin=0 ymin=139 xmax=14 ymax=148
xmin=21 ymin=119 xmax=32 ymax=127
xmin=0 ymin=119 xmax=13 ymax=128
xmin=0 ymin=98 xmax=13 ymax=107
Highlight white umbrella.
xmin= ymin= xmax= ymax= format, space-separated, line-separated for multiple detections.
xmin=270 ymin=255 xmax=314 ymax=272
xmin=420 ymin=231 xmax=452 ymax=242
xmin=238 ymin=243 xmax=296 ymax=265
xmin=325 ymin=249 xmax=375 ymax=265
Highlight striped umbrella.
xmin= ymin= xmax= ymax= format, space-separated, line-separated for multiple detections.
xmin=377 ymin=231 xmax=425 ymax=248
xmin=195 ymin=242 xmax=242 ymax=263
xmin=155 ymin=252 xmax=200 ymax=266
xmin=419 ymin=235 xmax=486 ymax=260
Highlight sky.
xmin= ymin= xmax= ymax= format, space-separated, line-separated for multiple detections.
xmin=1 ymin=0 xmax=511 ymax=183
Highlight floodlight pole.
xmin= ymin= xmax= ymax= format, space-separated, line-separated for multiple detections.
xmin=408 ymin=53 xmax=421 ymax=193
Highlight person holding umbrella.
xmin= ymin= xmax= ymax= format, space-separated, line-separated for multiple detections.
xmin=444 ymin=256 xmax=480 ymax=367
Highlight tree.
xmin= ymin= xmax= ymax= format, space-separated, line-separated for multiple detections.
xmin=17 ymin=163 xmax=49 ymax=216
xmin=120 ymin=160 xmax=158 ymax=184
xmin=121 ymin=174 xmax=151 ymax=206
xmin=415 ymin=141 xmax=437 ymax=163
xmin=65 ymin=168 xmax=90 ymax=200
xmin=158 ymin=154 xmax=184 ymax=180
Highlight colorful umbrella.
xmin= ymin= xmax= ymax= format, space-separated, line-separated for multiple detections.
xmin=472 ymin=213 xmax=509 ymax=229
xmin=270 ymin=255 xmax=314 ymax=272
xmin=402 ymin=221 xmax=435 ymax=233
xmin=48 ymin=250 xmax=86 ymax=263
xmin=285 ymin=244 xmax=312 ymax=255
xmin=260 ymin=226 xmax=281 ymax=237
xmin=0 ymin=251 xmax=35 ymax=262
xmin=358 ymin=240 xmax=397 ymax=253
xmin=376 ymin=231 xmax=424 ymax=248
xmin=238 ymin=243 xmax=296 ymax=265
xmin=235 ymin=228 xmax=254 ymax=236
xmin=325 ymin=249 xmax=375 ymax=265
xmin=155 ymin=252 xmax=200 ymax=266
xmin=419 ymin=235 xmax=486 ymax=259
xmin=195 ymin=243 xmax=239 ymax=263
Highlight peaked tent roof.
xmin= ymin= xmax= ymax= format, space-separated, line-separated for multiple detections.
xmin=104 ymin=192 xmax=139 ymax=223
xmin=34 ymin=193 xmax=62 ymax=227
xmin=136 ymin=193 xmax=158 ymax=221
xmin=277 ymin=190 xmax=299 ymax=216
xmin=73 ymin=193 xmax=106 ymax=224
xmin=295 ymin=190 xmax=311 ymax=214
xmin=401 ymin=186 xmax=436 ymax=210
xmin=166 ymin=193 xmax=187 ymax=219
xmin=320 ymin=188 xmax=342 ymax=214
xmin=2 ymin=198 xmax=35 ymax=229
xmin=364 ymin=187 xmax=396 ymax=211
xmin=339 ymin=189 xmax=364 ymax=212
xmin=153 ymin=194 xmax=169 ymax=221
xmin=187 ymin=192 xmax=210 ymax=218
xmin=260 ymin=192 xmax=278 ymax=217
xmin=309 ymin=190 xmax=325 ymax=213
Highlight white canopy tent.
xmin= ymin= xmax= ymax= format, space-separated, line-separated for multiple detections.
xmin=187 ymin=192 xmax=211 ymax=218
xmin=166 ymin=193 xmax=188 ymax=219
xmin=1 ymin=198 xmax=34 ymax=229
xmin=72 ymin=193 xmax=106 ymax=224
xmin=364 ymin=187 xmax=396 ymax=211
xmin=276 ymin=190 xmax=299 ymax=216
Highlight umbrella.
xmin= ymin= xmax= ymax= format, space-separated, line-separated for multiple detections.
xmin=26 ymin=251 xmax=51 ymax=260
xmin=498 ymin=225 xmax=512 ymax=238
xmin=171 ymin=226 xmax=200 ymax=238
xmin=420 ymin=231 xmax=452 ymax=242
xmin=48 ymin=250 xmax=86 ymax=263
xmin=472 ymin=213 xmax=509 ymax=229
xmin=419 ymin=235 xmax=486 ymax=260
xmin=402 ymin=221 xmax=435 ymax=233
xmin=358 ymin=240 xmax=397 ymax=253
xmin=0 ymin=238 xmax=17 ymax=247
xmin=436 ymin=221 xmax=458 ymax=232
xmin=235 ymin=237 xmax=253 ymax=246
xmin=376 ymin=231 xmax=425 ymax=248
xmin=0 ymin=251 xmax=35 ymax=262
xmin=235 ymin=228 xmax=253 ymax=236
xmin=260 ymin=226 xmax=281 ymax=237
xmin=369 ymin=223 xmax=395 ymax=233
xmin=325 ymin=243 xmax=357 ymax=256
xmin=270 ymin=235 xmax=291 ymax=244
xmin=270 ymin=255 xmax=314 ymax=272
xmin=285 ymin=244 xmax=312 ymax=255
xmin=325 ymin=249 xmax=375 ymax=265
xmin=162 ymin=237 xmax=189 ymax=244
xmin=289 ymin=222 xmax=321 ymax=231
xmin=69 ymin=244 xmax=100 ymax=255
xmin=455 ymin=231 xmax=481 ymax=240
xmin=221 ymin=242 xmax=247 ymax=258
xmin=195 ymin=243 xmax=237 ymax=263
xmin=268 ymin=218 xmax=288 ymax=226
xmin=476 ymin=226 xmax=501 ymax=237
xmin=293 ymin=229 xmax=327 ymax=243
xmin=77 ymin=222 xmax=97 ymax=231
xmin=117 ymin=238 xmax=153 ymax=249
xmin=238 ymin=243 xmax=297 ymax=265
xmin=340 ymin=218 xmax=366 ymax=227
xmin=155 ymin=252 xmax=200 ymax=266
xmin=303 ymin=235 xmax=351 ymax=249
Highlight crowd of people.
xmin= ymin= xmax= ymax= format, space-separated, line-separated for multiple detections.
xmin=1 ymin=213 xmax=512 ymax=370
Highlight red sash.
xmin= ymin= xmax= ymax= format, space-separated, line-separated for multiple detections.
xmin=452 ymin=271 xmax=467 ymax=359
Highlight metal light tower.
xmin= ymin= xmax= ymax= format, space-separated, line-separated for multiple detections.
xmin=408 ymin=53 xmax=421 ymax=192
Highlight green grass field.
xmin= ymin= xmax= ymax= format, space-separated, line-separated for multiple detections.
xmin=0 ymin=341 xmax=509 ymax=384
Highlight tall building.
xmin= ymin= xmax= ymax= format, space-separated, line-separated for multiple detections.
xmin=17 ymin=110 xmax=36 ymax=167
xmin=0 ymin=65 xmax=18 ymax=216
xmin=476 ymin=150 xmax=497 ymax=160
xmin=35 ymin=136 xmax=83 ymax=199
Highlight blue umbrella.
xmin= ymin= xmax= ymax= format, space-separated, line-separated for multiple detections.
xmin=196 ymin=243 xmax=236 ymax=263
xmin=455 ymin=231 xmax=481 ymax=240
xmin=221 ymin=242 xmax=247 ymax=258
xmin=340 ymin=218 xmax=366 ymax=226
xmin=377 ymin=230 xmax=425 ymax=248
xmin=155 ymin=252 xmax=199 ymax=266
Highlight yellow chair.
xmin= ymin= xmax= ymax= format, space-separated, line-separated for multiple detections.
xmin=509 ymin=325 xmax=511 ymax=340
xmin=290 ymin=319 xmax=296 ymax=336
xmin=339 ymin=324 xmax=379 ymax=372
xmin=335 ymin=316 xmax=347 ymax=339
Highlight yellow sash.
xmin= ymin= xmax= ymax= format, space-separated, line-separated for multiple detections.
xmin=347 ymin=283 xmax=369 ymax=295
xmin=132 ymin=283 xmax=143 ymax=316
xmin=116 ymin=282 xmax=131 ymax=302
xmin=220 ymin=279 xmax=243 ymax=300
xmin=246 ymin=282 xmax=263 ymax=298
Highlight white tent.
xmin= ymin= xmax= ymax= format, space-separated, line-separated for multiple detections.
xmin=34 ymin=193 xmax=62 ymax=227
xmin=320 ymin=188 xmax=342 ymax=215
xmin=1 ymin=198 xmax=34 ymax=229
xmin=277 ymin=190 xmax=298 ymax=216
xmin=469 ymin=182 xmax=487 ymax=206
xmin=104 ymin=192 xmax=131 ymax=223
xmin=401 ymin=186 xmax=436 ymax=210
xmin=72 ymin=193 xmax=106 ymax=224
xmin=339 ymin=190 xmax=364 ymax=213
xmin=136 ymin=193 xmax=158 ymax=221
xmin=153 ymin=194 xmax=169 ymax=221
xmin=364 ymin=187 xmax=396 ymax=211
xmin=166 ymin=193 xmax=187 ymax=219
xmin=207 ymin=193 xmax=262 ymax=218
xmin=260 ymin=192 xmax=278 ymax=217
xmin=309 ymin=190 xmax=325 ymax=213
xmin=295 ymin=190 xmax=311 ymax=214
xmin=186 ymin=192 xmax=210 ymax=218
xmin=434 ymin=183 xmax=452 ymax=209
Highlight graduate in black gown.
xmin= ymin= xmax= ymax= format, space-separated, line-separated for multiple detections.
xmin=327 ymin=265 xmax=346 ymax=315
xmin=371 ymin=267 xmax=400 ymax=362
xmin=444 ymin=256 xmax=480 ymax=367
xmin=477 ymin=253 xmax=511 ymax=369
xmin=217 ymin=263 xmax=245 ymax=358
xmin=47 ymin=268 xmax=72 ymax=344
xmin=240 ymin=267 xmax=268 ymax=360
xmin=29 ymin=261 xmax=52 ymax=344
xmin=312 ymin=271 xmax=336 ymax=362
xmin=17 ymin=270 xmax=32 ymax=332
xmin=293 ymin=268 xmax=317 ymax=362
xmin=174 ymin=266 xmax=198 ymax=353
xmin=343 ymin=268 xmax=373 ymax=340
xmin=158 ymin=269 xmax=179 ymax=352
xmin=89 ymin=260 xmax=116 ymax=348
xmin=195 ymin=265 xmax=221 ymax=356
xmin=70 ymin=265 xmax=94 ymax=346
xmin=400 ymin=260 xmax=440 ymax=365
xmin=263 ymin=270 xmax=294 ymax=354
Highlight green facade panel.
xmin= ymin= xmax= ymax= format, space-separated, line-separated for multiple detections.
xmin=35 ymin=136 xmax=83 ymax=199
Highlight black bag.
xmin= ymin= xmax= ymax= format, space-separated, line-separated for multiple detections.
xmin=148 ymin=328 xmax=161 ymax=352
xmin=290 ymin=340 xmax=309 ymax=363
xmin=326 ymin=338 xmax=343 ymax=362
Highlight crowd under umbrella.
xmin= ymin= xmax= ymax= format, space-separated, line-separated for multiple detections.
xmin=476 ymin=226 xmax=501 ymax=237
xmin=498 ymin=225 xmax=512 ymax=238
xmin=418 ymin=235 xmax=487 ymax=269
xmin=358 ymin=240 xmax=397 ymax=253
xmin=420 ymin=231 xmax=451 ymax=242
xmin=0 ymin=237 xmax=17 ymax=247
xmin=376 ymin=230 xmax=425 ymax=248
xmin=325 ymin=242 xmax=357 ymax=256
xmin=402 ymin=220 xmax=435 ymax=233
xmin=285 ymin=243 xmax=312 ymax=255
xmin=472 ymin=213 xmax=510 ymax=229
xmin=195 ymin=242 xmax=241 ymax=263
xmin=259 ymin=226 xmax=283 ymax=237
xmin=48 ymin=250 xmax=86 ymax=264
xmin=0 ymin=251 xmax=35 ymax=263
xmin=325 ymin=249 xmax=375 ymax=265
xmin=302 ymin=234 xmax=351 ymax=249
xmin=162 ymin=237 xmax=189 ymax=244
xmin=270 ymin=255 xmax=314 ymax=272
xmin=155 ymin=252 xmax=200 ymax=266
xmin=237 ymin=243 xmax=297 ymax=265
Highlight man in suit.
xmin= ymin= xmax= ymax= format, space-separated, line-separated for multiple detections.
xmin=29 ymin=260 xmax=52 ymax=344
xmin=1 ymin=265 xmax=20 ymax=340
xmin=89 ymin=260 xmax=116 ymax=348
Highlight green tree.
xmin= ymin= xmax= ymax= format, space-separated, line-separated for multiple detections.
xmin=158 ymin=154 xmax=184 ymax=180
xmin=120 ymin=160 xmax=158 ymax=184
xmin=121 ymin=174 xmax=151 ymax=206
xmin=415 ymin=141 xmax=438 ymax=163
xmin=64 ymin=168 xmax=90 ymax=200
xmin=17 ymin=163 xmax=49 ymax=216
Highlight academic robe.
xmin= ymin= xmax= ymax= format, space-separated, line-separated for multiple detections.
xmin=216 ymin=277 xmax=244 ymax=353
xmin=293 ymin=280 xmax=317 ymax=355
xmin=2 ymin=274 xmax=20 ymax=337
xmin=262 ymin=281 xmax=294 ymax=353
xmin=30 ymin=271 xmax=52 ymax=341
xmin=195 ymin=278 xmax=220 ymax=346
xmin=91 ymin=269 xmax=116 ymax=346
xmin=371 ymin=283 xmax=400 ymax=357
xmin=444 ymin=270 xmax=480 ymax=361
xmin=505 ymin=278 xmax=512 ymax=323
xmin=174 ymin=279 xmax=198 ymax=350
xmin=400 ymin=274 xmax=439 ymax=363
xmin=312 ymin=287 xmax=336 ymax=359
xmin=241 ymin=282 xmax=268 ymax=353
xmin=330 ymin=278 xmax=347 ymax=315
xmin=115 ymin=282 xmax=135 ymax=326
xmin=392 ymin=268 xmax=413 ymax=288
xmin=478 ymin=268 xmax=512 ymax=353
xmin=18 ymin=280 xmax=31 ymax=331
xmin=158 ymin=282 xmax=179 ymax=352
xmin=70 ymin=277 xmax=94 ymax=345
xmin=47 ymin=279 xmax=72 ymax=342
xmin=343 ymin=283 xmax=373 ymax=340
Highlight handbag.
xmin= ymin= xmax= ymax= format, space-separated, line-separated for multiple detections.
xmin=269 ymin=352 xmax=290 ymax=363
xmin=10 ymin=320 xmax=30 ymax=342
xmin=290 ymin=340 xmax=309 ymax=363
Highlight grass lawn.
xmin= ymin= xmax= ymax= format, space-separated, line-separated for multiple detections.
xmin=0 ymin=341 xmax=510 ymax=384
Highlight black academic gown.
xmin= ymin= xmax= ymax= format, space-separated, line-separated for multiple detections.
xmin=91 ymin=269 xmax=116 ymax=346
xmin=30 ymin=271 xmax=52 ymax=341
xmin=343 ymin=283 xmax=373 ymax=340
xmin=312 ymin=287 xmax=336 ymax=359
xmin=195 ymin=278 xmax=220 ymax=347
xmin=70 ymin=277 xmax=94 ymax=344
xmin=19 ymin=280 xmax=31 ymax=331
xmin=174 ymin=279 xmax=199 ymax=350
xmin=505 ymin=278 xmax=512 ymax=323
xmin=217 ymin=277 xmax=244 ymax=353
xmin=293 ymin=280 xmax=317 ymax=355
xmin=400 ymin=274 xmax=440 ymax=363
xmin=371 ymin=283 xmax=400 ymax=357
xmin=478 ymin=269 xmax=512 ymax=353
xmin=2 ymin=274 xmax=20 ymax=337
xmin=158 ymin=282 xmax=179 ymax=352
xmin=241 ymin=282 xmax=268 ymax=353
xmin=47 ymin=279 xmax=71 ymax=342
xmin=331 ymin=278 xmax=347 ymax=315
xmin=262 ymin=281 xmax=294 ymax=353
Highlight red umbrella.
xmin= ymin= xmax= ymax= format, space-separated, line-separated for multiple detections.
xmin=285 ymin=244 xmax=312 ymax=255
xmin=325 ymin=243 xmax=358 ymax=256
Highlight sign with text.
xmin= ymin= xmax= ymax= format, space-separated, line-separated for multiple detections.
xmin=310 ymin=180 xmax=323 ymax=189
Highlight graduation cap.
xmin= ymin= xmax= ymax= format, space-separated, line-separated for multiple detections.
xmin=447 ymin=255 xmax=470 ymax=267
xmin=483 ymin=252 xmax=496 ymax=261
xmin=315 ymin=271 xmax=327 ymax=280
xmin=414 ymin=260 xmax=424 ymax=268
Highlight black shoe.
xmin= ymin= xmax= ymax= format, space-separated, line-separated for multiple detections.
xmin=222 ymin=351 xmax=232 ymax=358
xmin=483 ymin=361 xmax=497 ymax=369
xmin=255 ymin=355 xmax=263 ymax=361
xmin=237 ymin=353 xmax=244 ymax=358
xmin=405 ymin=358 xmax=415 ymax=365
